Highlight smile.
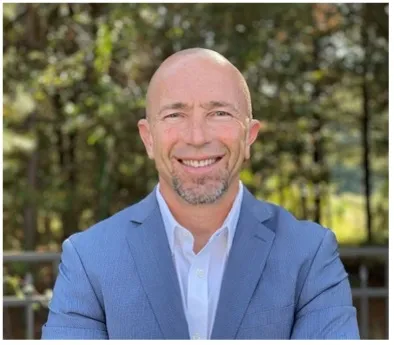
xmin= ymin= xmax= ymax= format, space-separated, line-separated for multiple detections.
xmin=177 ymin=157 xmax=223 ymax=169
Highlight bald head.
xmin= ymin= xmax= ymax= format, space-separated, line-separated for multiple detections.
xmin=138 ymin=48 xmax=261 ymax=206
xmin=146 ymin=48 xmax=252 ymax=120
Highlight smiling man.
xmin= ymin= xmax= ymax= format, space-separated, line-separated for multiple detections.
xmin=42 ymin=48 xmax=360 ymax=340
xmin=138 ymin=49 xmax=260 ymax=254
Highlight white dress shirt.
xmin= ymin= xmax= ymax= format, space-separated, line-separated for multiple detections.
xmin=156 ymin=182 xmax=243 ymax=340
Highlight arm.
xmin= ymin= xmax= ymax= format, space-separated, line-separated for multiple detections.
xmin=291 ymin=229 xmax=360 ymax=339
xmin=41 ymin=237 xmax=108 ymax=339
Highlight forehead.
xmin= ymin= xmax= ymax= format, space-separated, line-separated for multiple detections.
xmin=150 ymin=59 xmax=248 ymax=112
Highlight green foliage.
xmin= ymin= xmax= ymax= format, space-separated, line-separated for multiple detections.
xmin=94 ymin=23 xmax=113 ymax=74
xmin=3 ymin=3 xmax=388 ymax=256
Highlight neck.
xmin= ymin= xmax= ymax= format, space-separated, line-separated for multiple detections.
xmin=159 ymin=180 xmax=240 ymax=238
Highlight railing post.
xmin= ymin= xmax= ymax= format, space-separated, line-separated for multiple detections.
xmin=23 ymin=273 xmax=35 ymax=340
xmin=385 ymin=260 xmax=388 ymax=339
xmin=52 ymin=257 xmax=60 ymax=276
xmin=359 ymin=264 xmax=369 ymax=339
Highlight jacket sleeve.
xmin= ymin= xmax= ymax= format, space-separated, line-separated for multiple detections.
xmin=41 ymin=237 xmax=108 ymax=339
xmin=291 ymin=229 xmax=360 ymax=339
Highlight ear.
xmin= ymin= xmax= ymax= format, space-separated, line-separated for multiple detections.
xmin=138 ymin=118 xmax=154 ymax=159
xmin=244 ymin=119 xmax=261 ymax=160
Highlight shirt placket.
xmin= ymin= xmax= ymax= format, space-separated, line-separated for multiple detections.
xmin=187 ymin=247 xmax=209 ymax=340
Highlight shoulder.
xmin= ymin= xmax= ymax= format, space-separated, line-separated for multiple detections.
xmin=67 ymin=190 xmax=156 ymax=249
xmin=254 ymin=198 xmax=336 ymax=253
xmin=253 ymin=199 xmax=342 ymax=290
xmin=243 ymin=187 xmax=329 ymax=247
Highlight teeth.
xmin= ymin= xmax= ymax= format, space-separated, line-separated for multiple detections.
xmin=182 ymin=159 xmax=216 ymax=167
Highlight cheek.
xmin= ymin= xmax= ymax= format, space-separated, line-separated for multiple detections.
xmin=153 ymin=127 xmax=179 ymax=156
xmin=217 ymin=124 xmax=245 ymax=150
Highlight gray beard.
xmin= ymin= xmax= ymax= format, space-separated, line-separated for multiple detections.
xmin=172 ymin=175 xmax=229 ymax=205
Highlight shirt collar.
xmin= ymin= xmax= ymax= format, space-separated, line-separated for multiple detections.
xmin=156 ymin=181 xmax=244 ymax=255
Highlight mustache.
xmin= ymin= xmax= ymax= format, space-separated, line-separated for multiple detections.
xmin=171 ymin=146 xmax=226 ymax=159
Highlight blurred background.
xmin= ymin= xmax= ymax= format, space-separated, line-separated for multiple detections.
xmin=3 ymin=3 xmax=388 ymax=340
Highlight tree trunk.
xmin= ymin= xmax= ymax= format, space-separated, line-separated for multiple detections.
xmin=291 ymin=100 xmax=308 ymax=220
xmin=298 ymin=176 xmax=308 ymax=220
xmin=24 ymin=134 xmax=38 ymax=251
xmin=311 ymin=35 xmax=323 ymax=224
xmin=324 ymin=183 xmax=333 ymax=229
xmin=361 ymin=5 xmax=373 ymax=243
xmin=53 ymin=94 xmax=80 ymax=240
xmin=22 ymin=3 xmax=42 ymax=251
xmin=62 ymin=131 xmax=79 ymax=239
xmin=278 ymin=164 xmax=285 ymax=207
xmin=96 ymin=137 xmax=117 ymax=220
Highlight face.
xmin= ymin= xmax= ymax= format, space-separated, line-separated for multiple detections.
xmin=138 ymin=56 xmax=260 ymax=205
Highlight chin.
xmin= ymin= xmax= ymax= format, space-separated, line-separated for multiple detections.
xmin=172 ymin=177 xmax=229 ymax=205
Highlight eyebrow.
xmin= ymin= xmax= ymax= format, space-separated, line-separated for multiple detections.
xmin=158 ymin=102 xmax=192 ymax=115
xmin=200 ymin=101 xmax=240 ymax=115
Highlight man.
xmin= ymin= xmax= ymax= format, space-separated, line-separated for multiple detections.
xmin=42 ymin=48 xmax=360 ymax=339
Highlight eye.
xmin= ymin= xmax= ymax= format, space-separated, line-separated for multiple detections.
xmin=214 ymin=111 xmax=232 ymax=117
xmin=164 ymin=113 xmax=182 ymax=119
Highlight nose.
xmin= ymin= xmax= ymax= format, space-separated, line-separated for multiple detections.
xmin=184 ymin=115 xmax=210 ymax=147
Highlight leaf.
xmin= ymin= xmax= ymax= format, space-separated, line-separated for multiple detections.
xmin=3 ymin=130 xmax=36 ymax=154
xmin=94 ymin=23 xmax=113 ymax=74
xmin=87 ymin=126 xmax=106 ymax=145
xmin=310 ymin=69 xmax=324 ymax=81
xmin=240 ymin=169 xmax=254 ymax=185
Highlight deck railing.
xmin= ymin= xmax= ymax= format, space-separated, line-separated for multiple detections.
xmin=3 ymin=246 xmax=388 ymax=339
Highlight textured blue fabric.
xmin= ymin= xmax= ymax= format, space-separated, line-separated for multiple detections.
xmin=41 ymin=187 xmax=360 ymax=339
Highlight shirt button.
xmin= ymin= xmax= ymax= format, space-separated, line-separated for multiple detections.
xmin=192 ymin=333 xmax=201 ymax=339
xmin=196 ymin=269 xmax=205 ymax=278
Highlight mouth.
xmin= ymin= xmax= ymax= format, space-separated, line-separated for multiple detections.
xmin=176 ymin=156 xmax=224 ymax=169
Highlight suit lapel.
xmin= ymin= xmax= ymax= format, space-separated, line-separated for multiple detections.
xmin=211 ymin=189 xmax=276 ymax=339
xmin=125 ymin=191 xmax=189 ymax=339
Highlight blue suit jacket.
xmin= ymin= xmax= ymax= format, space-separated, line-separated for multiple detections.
xmin=42 ymin=187 xmax=360 ymax=339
